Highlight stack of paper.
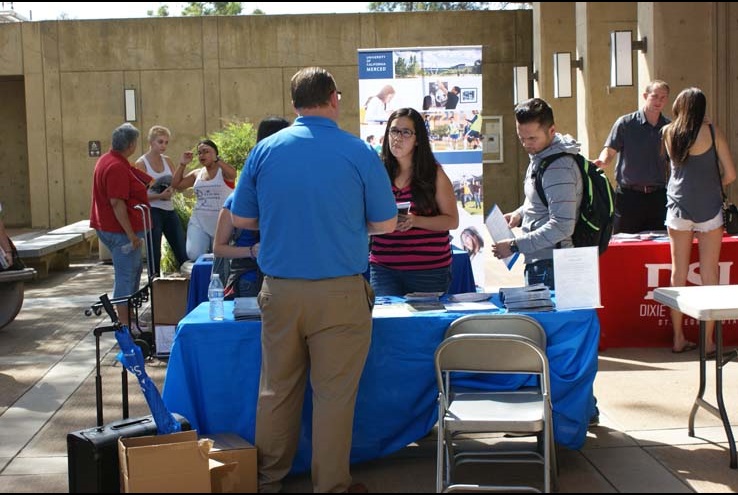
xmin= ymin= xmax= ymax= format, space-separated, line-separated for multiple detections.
xmin=233 ymin=297 xmax=261 ymax=320
xmin=448 ymin=292 xmax=495 ymax=303
xmin=404 ymin=291 xmax=444 ymax=301
xmin=499 ymin=284 xmax=554 ymax=312
xmin=404 ymin=292 xmax=446 ymax=312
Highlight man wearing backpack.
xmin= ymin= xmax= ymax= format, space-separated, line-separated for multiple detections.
xmin=594 ymin=80 xmax=670 ymax=234
xmin=491 ymin=97 xmax=582 ymax=291
xmin=492 ymin=98 xmax=600 ymax=428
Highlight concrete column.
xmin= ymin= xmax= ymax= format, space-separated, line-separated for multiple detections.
xmin=647 ymin=2 xmax=735 ymax=202
xmin=645 ymin=3 xmax=715 ymax=116
xmin=533 ymin=2 xmax=577 ymax=137
xmin=715 ymin=2 xmax=738 ymax=201
xmin=574 ymin=3 xmax=637 ymax=162
xmin=21 ymin=23 xmax=49 ymax=228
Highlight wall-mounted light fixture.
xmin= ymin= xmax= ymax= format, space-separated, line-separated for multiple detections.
xmin=553 ymin=52 xmax=573 ymax=98
xmin=513 ymin=66 xmax=538 ymax=104
xmin=610 ymin=30 xmax=647 ymax=87
xmin=124 ymin=89 xmax=137 ymax=122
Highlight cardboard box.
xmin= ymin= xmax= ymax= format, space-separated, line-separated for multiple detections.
xmin=152 ymin=276 xmax=189 ymax=325
xmin=203 ymin=433 xmax=257 ymax=493
xmin=209 ymin=459 xmax=239 ymax=493
xmin=118 ymin=430 xmax=212 ymax=493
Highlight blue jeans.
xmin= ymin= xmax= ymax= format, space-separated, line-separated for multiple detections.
xmin=237 ymin=271 xmax=262 ymax=297
xmin=150 ymin=207 xmax=187 ymax=275
xmin=369 ymin=263 xmax=452 ymax=297
xmin=97 ymin=230 xmax=144 ymax=299
xmin=524 ymin=259 xmax=555 ymax=291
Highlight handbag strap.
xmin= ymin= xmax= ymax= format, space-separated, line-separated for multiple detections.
xmin=708 ymin=124 xmax=728 ymax=203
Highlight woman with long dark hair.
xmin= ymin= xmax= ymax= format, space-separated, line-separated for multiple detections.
xmin=461 ymin=226 xmax=484 ymax=259
xmin=662 ymin=87 xmax=736 ymax=355
xmin=369 ymin=107 xmax=459 ymax=296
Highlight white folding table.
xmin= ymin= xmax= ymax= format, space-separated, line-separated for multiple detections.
xmin=653 ymin=285 xmax=738 ymax=469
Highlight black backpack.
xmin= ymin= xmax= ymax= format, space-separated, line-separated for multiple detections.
xmin=534 ymin=152 xmax=615 ymax=255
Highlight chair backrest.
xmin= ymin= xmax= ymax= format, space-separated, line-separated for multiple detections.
xmin=434 ymin=333 xmax=550 ymax=398
xmin=444 ymin=313 xmax=546 ymax=350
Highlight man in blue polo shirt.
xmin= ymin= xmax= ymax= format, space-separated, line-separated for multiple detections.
xmin=595 ymin=80 xmax=671 ymax=234
xmin=230 ymin=66 xmax=397 ymax=494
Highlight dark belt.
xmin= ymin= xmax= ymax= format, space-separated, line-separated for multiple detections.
xmin=620 ymin=184 xmax=665 ymax=194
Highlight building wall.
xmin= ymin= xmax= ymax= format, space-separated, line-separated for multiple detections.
xmin=0 ymin=10 xmax=534 ymax=228
xmin=2 ymin=5 xmax=737 ymax=229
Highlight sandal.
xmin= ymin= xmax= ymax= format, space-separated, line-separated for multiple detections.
xmin=672 ymin=341 xmax=698 ymax=354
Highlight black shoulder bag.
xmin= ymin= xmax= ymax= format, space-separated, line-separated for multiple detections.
xmin=710 ymin=125 xmax=738 ymax=235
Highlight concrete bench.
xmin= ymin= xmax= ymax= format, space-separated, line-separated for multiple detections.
xmin=48 ymin=220 xmax=98 ymax=259
xmin=13 ymin=233 xmax=83 ymax=277
xmin=0 ymin=267 xmax=37 ymax=330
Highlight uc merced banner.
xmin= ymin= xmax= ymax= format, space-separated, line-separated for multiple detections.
xmin=358 ymin=45 xmax=487 ymax=289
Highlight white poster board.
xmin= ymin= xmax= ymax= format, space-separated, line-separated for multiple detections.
xmin=553 ymin=246 xmax=602 ymax=309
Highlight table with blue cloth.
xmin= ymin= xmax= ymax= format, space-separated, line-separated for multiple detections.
xmin=163 ymin=297 xmax=599 ymax=475
xmin=186 ymin=247 xmax=477 ymax=313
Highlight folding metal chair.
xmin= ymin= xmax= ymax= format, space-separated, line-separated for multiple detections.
xmin=443 ymin=313 xmax=551 ymax=414
xmin=435 ymin=314 xmax=555 ymax=493
xmin=445 ymin=313 xmax=546 ymax=349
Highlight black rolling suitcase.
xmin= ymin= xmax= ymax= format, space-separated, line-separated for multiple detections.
xmin=67 ymin=299 xmax=190 ymax=493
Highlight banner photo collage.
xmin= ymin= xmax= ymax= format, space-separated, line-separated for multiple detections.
xmin=358 ymin=46 xmax=487 ymax=289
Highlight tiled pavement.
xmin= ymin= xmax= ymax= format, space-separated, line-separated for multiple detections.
xmin=0 ymin=258 xmax=737 ymax=492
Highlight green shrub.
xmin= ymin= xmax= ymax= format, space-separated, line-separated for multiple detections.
xmin=210 ymin=121 xmax=257 ymax=172
xmin=160 ymin=120 xmax=257 ymax=273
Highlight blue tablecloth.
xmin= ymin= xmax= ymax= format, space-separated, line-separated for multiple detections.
xmin=163 ymin=298 xmax=599 ymax=474
xmin=186 ymin=247 xmax=476 ymax=313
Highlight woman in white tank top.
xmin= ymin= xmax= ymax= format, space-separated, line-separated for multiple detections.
xmin=172 ymin=139 xmax=237 ymax=260
xmin=134 ymin=125 xmax=188 ymax=275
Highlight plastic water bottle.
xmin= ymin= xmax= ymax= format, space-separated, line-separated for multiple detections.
xmin=208 ymin=273 xmax=225 ymax=321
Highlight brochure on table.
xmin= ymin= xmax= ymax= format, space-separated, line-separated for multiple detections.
xmin=553 ymin=246 xmax=602 ymax=309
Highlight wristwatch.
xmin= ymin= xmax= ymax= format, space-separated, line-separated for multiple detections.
xmin=509 ymin=239 xmax=519 ymax=253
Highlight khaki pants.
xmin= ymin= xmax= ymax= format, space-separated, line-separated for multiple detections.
xmin=255 ymin=275 xmax=374 ymax=493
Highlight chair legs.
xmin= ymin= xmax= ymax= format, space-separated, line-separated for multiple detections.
xmin=437 ymin=433 xmax=552 ymax=492
xmin=436 ymin=415 xmax=444 ymax=492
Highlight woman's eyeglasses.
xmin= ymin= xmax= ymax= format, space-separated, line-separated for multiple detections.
xmin=389 ymin=127 xmax=415 ymax=139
